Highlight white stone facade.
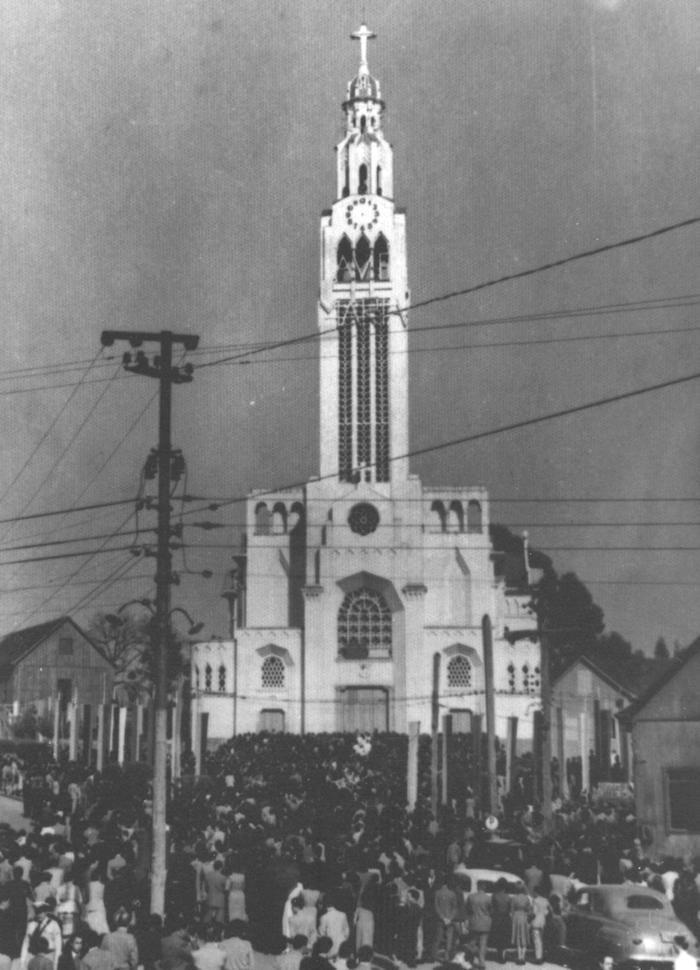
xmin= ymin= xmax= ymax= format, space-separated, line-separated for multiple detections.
xmin=193 ymin=24 xmax=540 ymax=745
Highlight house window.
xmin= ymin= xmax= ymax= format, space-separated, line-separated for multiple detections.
xmin=338 ymin=587 xmax=392 ymax=658
xmin=261 ymin=656 xmax=285 ymax=690
xmin=447 ymin=655 xmax=472 ymax=689
xmin=218 ymin=664 xmax=226 ymax=693
xmin=58 ymin=638 xmax=74 ymax=655
xmin=666 ymin=768 xmax=700 ymax=832
xmin=204 ymin=664 xmax=213 ymax=691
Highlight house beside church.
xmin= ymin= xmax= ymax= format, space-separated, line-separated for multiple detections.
xmin=192 ymin=22 xmax=540 ymax=746
xmin=0 ymin=616 xmax=114 ymax=752
xmin=619 ymin=638 xmax=700 ymax=859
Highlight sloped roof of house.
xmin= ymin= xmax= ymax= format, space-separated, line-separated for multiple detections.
xmin=553 ymin=652 xmax=638 ymax=700
xmin=0 ymin=615 xmax=111 ymax=671
xmin=618 ymin=635 xmax=700 ymax=724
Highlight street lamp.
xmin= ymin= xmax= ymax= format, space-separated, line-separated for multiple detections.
xmin=221 ymin=558 xmax=245 ymax=737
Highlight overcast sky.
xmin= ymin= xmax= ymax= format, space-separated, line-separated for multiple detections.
xmin=0 ymin=0 xmax=697 ymax=652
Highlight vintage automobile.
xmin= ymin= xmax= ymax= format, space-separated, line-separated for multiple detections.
xmin=563 ymin=884 xmax=695 ymax=968
xmin=452 ymin=866 xmax=523 ymax=894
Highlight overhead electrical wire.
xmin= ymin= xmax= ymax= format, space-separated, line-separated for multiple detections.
xmin=0 ymin=346 xmax=105 ymax=513
xmin=170 ymin=367 xmax=700 ymax=515
xmin=0 ymin=293 xmax=695 ymax=388
xmin=196 ymin=217 xmax=700 ymax=371
xmin=3 ymin=358 xmax=125 ymax=539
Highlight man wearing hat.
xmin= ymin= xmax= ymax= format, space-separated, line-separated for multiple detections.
xmin=21 ymin=899 xmax=63 ymax=970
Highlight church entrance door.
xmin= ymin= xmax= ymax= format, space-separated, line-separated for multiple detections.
xmin=339 ymin=687 xmax=389 ymax=732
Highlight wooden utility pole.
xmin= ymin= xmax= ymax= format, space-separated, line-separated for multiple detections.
xmin=431 ymin=653 xmax=440 ymax=818
xmin=100 ymin=329 xmax=198 ymax=916
xmin=482 ymin=615 xmax=498 ymax=814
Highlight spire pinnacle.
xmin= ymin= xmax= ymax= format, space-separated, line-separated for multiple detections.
xmin=351 ymin=22 xmax=376 ymax=73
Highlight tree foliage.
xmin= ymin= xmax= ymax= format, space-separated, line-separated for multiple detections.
xmin=89 ymin=608 xmax=188 ymax=703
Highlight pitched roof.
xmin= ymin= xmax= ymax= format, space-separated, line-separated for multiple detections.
xmin=0 ymin=616 xmax=111 ymax=670
xmin=619 ymin=635 xmax=700 ymax=724
xmin=552 ymin=652 xmax=637 ymax=700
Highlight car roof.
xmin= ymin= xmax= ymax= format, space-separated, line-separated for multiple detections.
xmin=578 ymin=884 xmax=667 ymax=900
xmin=455 ymin=868 xmax=522 ymax=885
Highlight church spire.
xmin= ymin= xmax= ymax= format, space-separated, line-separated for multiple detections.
xmin=351 ymin=22 xmax=376 ymax=75
xmin=345 ymin=21 xmax=383 ymax=107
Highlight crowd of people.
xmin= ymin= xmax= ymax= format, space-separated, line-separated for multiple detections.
xmin=0 ymin=733 xmax=697 ymax=970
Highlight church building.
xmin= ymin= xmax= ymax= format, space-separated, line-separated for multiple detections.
xmin=192 ymin=24 xmax=539 ymax=744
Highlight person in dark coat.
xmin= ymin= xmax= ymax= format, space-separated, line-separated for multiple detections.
xmin=489 ymin=878 xmax=512 ymax=964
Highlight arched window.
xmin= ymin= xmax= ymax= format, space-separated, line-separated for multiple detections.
xmin=204 ymin=663 xmax=213 ymax=692
xmin=376 ymin=165 xmax=382 ymax=196
xmin=522 ymin=663 xmax=530 ymax=692
xmin=343 ymin=155 xmax=350 ymax=198
xmin=467 ymin=500 xmax=482 ymax=534
xmin=218 ymin=664 xmax=226 ymax=693
xmin=337 ymin=235 xmax=353 ymax=282
xmin=355 ymin=234 xmax=371 ymax=280
xmin=194 ymin=665 xmax=200 ymax=689
xmin=430 ymin=499 xmax=446 ymax=533
xmin=338 ymin=586 xmax=392 ymax=658
xmin=255 ymin=502 xmax=271 ymax=536
xmin=508 ymin=663 xmax=516 ymax=692
xmin=272 ymin=502 xmax=287 ymax=535
xmin=448 ymin=500 xmax=464 ymax=533
xmin=447 ymin=655 xmax=472 ymax=689
xmin=261 ymin=656 xmax=285 ymax=690
xmin=374 ymin=233 xmax=389 ymax=280
xmin=358 ymin=163 xmax=368 ymax=194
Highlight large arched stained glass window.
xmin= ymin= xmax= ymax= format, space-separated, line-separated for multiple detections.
xmin=338 ymin=586 xmax=392 ymax=657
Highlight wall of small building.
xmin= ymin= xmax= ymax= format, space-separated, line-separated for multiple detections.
xmin=0 ymin=623 xmax=113 ymax=711
xmin=630 ymin=650 xmax=700 ymax=858
xmin=551 ymin=662 xmax=630 ymax=773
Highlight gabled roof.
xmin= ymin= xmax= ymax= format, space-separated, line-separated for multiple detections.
xmin=0 ymin=616 xmax=112 ymax=670
xmin=552 ymin=652 xmax=637 ymax=700
xmin=619 ymin=636 xmax=700 ymax=724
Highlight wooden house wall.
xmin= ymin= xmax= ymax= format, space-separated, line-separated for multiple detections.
xmin=5 ymin=624 xmax=113 ymax=709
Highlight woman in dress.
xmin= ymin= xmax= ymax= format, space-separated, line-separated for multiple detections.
xmin=509 ymin=882 xmax=532 ymax=965
xmin=225 ymin=861 xmax=247 ymax=925
xmin=84 ymin=864 xmax=109 ymax=937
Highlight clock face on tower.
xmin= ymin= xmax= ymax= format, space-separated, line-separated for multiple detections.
xmin=345 ymin=197 xmax=380 ymax=232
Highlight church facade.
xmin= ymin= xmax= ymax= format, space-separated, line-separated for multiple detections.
xmin=192 ymin=24 xmax=539 ymax=745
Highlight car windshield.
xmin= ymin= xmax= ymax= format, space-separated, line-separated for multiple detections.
xmin=626 ymin=895 xmax=665 ymax=910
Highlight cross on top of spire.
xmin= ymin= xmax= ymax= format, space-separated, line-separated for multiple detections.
xmin=351 ymin=23 xmax=376 ymax=73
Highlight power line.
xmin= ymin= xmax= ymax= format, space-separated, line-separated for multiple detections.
xmin=197 ymin=218 xmax=700 ymax=371
xmin=0 ymin=347 xmax=105 ymax=513
xmin=176 ymin=368 xmax=700 ymax=513
xmin=195 ymin=323 xmax=700 ymax=369
xmin=0 ymin=293 xmax=689 ymax=381
xmin=4 ymin=359 xmax=124 ymax=533
xmin=1 ymin=295 xmax=696 ymax=396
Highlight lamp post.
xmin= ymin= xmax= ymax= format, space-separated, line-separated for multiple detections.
xmin=221 ymin=560 xmax=244 ymax=737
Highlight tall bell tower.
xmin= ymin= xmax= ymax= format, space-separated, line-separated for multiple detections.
xmin=318 ymin=23 xmax=410 ymax=487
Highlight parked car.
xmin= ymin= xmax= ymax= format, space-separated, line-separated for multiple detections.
xmin=452 ymin=867 xmax=523 ymax=894
xmin=563 ymin=884 xmax=695 ymax=969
